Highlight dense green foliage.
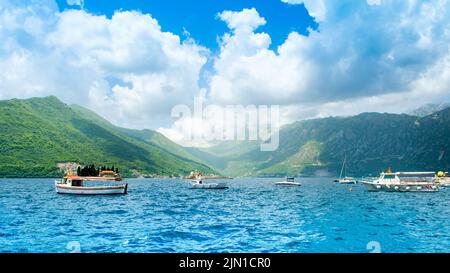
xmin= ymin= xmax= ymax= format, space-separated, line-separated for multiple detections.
xmin=0 ymin=96 xmax=216 ymax=177
xmin=76 ymin=164 xmax=118 ymax=176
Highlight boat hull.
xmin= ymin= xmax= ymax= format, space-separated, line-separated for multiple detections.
xmin=190 ymin=182 xmax=228 ymax=189
xmin=275 ymin=182 xmax=301 ymax=186
xmin=55 ymin=183 xmax=128 ymax=195
xmin=338 ymin=180 xmax=357 ymax=184
xmin=361 ymin=182 xmax=438 ymax=192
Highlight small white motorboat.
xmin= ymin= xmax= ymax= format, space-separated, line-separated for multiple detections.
xmin=275 ymin=177 xmax=301 ymax=186
xmin=55 ymin=175 xmax=128 ymax=195
xmin=190 ymin=179 xmax=229 ymax=189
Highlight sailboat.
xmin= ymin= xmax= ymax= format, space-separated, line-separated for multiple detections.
xmin=334 ymin=156 xmax=357 ymax=184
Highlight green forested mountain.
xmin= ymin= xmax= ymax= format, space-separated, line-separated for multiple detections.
xmin=1 ymin=96 xmax=449 ymax=178
xmin=70 ymin=104 xmax=207 ymax=164
xmin=194 ymin=109 xmax=450 ymax=177
xmin=0 ymin=96 xmax=216 ymax=177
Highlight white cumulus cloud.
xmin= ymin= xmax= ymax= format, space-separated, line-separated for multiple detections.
xmin=281 ymin=0 xmax=326 ymax=22
xmin=66 ymin=0 xmax=83 ymax=7
xmin=1 ymin=0 xmax=450 ymax=146
xmin=367 ymin=0 xmax=382 ymax=6
xmin=0 ymin=1 xmax=208 ymax=129
xmin=204 ymin=2 xmax=450 ymax=123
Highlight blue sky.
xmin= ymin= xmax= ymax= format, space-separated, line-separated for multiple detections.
xmin=1 ymin=0 xmax=450 ymax=145
xmin=55 ymin=0 xmax=317 ymax=51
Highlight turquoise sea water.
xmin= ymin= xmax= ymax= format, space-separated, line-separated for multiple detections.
xmin=0 ymin=178 xmax=449 ymax=253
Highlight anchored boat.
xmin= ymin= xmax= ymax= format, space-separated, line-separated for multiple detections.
xmin=334 ymin=156 xmax=357 ymax=184
xmin=190 ymin=179 xmax=229 ymax=189
xmin=335 ymin=177 xmax=357 ymax=184
xmin=55 ymin=171 xmax=128 ymax=195
xmin=275 ymin=177 xmax=301 ymax=186
xmin=361 ymin=171 xmax=439 ymax=192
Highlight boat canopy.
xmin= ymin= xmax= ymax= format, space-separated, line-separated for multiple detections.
xmin=397 ymin=172 xmax=436 ymax=175
xmin=381 ymin=172 xmax=436 ymax=176
xmin=66 ymin=175 xmax=120 ymax=181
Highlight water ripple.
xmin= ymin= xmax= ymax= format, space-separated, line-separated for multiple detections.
xmin=0 ymin=178 xmax=449 ymax=253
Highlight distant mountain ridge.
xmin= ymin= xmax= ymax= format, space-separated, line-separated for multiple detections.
xmin=1 ymin=97 xmax=449 ymax=178
xmin=408 ymin=102 xmax=450 ymax=117
xmin=194 ymin=109 xmax=450 ymax=177
xmin=0 ymin=96 xmax=216 ymax=177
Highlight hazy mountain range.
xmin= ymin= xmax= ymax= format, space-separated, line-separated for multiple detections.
xmin=196 ymin=109 xmax=450 ymax=177
xmin=408 ymin=103 xmax=450 ymax=117
xmin=0 ymin=96 xmax=449 ymax=177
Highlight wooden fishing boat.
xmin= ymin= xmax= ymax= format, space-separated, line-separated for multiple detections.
xmin=55 ymin=174 xmax=128 ymax=195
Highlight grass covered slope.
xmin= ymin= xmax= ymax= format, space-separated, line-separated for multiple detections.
xmin=70 ymin=104 xmax=213 ymax=168
xmin=0 ymin=96 xmax=216 ymax=177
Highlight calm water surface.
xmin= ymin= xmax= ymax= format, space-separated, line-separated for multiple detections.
xmin=0 ymin=178 xmax=449 ymax=253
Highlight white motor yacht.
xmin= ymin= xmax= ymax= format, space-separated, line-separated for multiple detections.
xmin=361 ymin=171 xmax=439 ymax=192
xmin=275 ymin=177 xmax=301 ymax=186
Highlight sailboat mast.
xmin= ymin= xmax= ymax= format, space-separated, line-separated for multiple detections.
xmin=340 ymin=156 xmax=346 ymax=179
xmin=344 ymin=156 xmax=347 ymax=178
